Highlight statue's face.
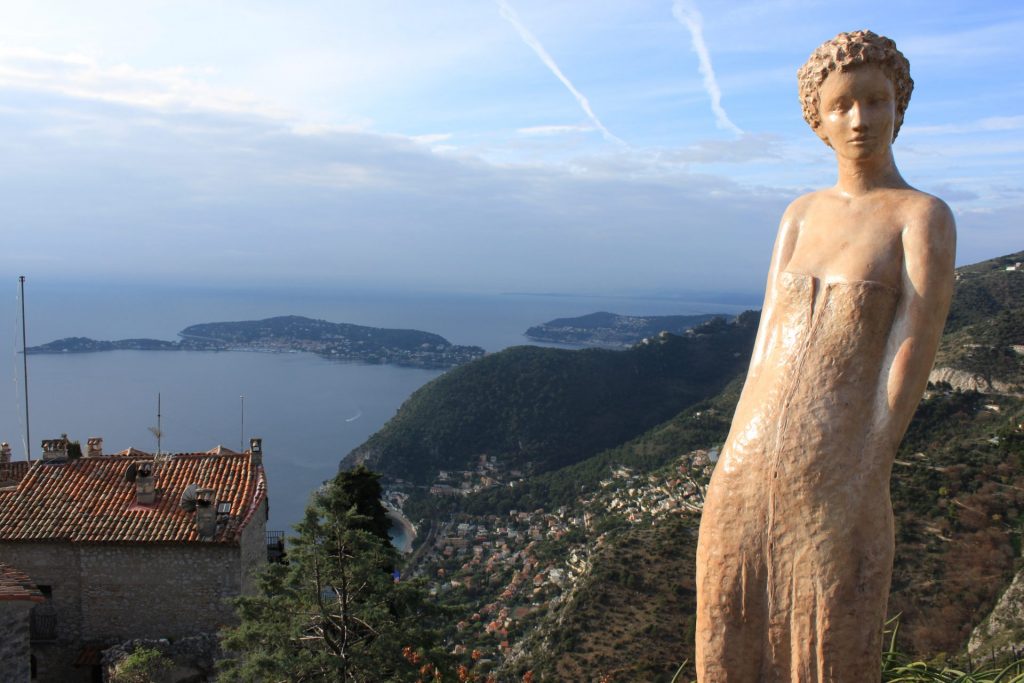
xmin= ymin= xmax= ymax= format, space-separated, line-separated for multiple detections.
xmin=817 ymin=64 xmax=896 ymax=160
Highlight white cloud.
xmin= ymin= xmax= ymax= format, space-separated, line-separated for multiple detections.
xmin=496 ymin=0 xmax=626 ymax=147
xmin=903 ymin=115 xmax=1024 ymax=136
xmin=0 ymin=47 xmax=284 ymax=118
xmin=658 ymin=134 xmax=784 ymax=164
xmin=671 ymin=0 xmax=743 ymax=136
xmin=409 ymin=133 xmax=453 ymax=145
xmin=517 ymin=124 xmax=595 ymax=136
xmin=0 ymin=87 xmax=788 ymax=294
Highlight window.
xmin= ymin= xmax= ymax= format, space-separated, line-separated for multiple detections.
xmin=30 ymin=585 xmax=57 ymax=641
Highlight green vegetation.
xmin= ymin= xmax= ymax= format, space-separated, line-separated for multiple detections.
xmin=881 ymin=620 xmax=1024 ymax=682
xmin=463 ymin=376 xmax=741 ymax=514
xmin=944 ymin=251 xmax=1024 ymax=334
xmin=328 ymin=250 xmax=1024 ymax=677
xmin=938 ymin=309 xmax=1024 ymax=387
xmin=887 ymin=390 xmax=1024 ymax=656
xmin=108 ymin=646 xmax=174 ymax=683
xmin=525 ymin=311 xmax=724 ymax=346
xmin=219 ymin=469 xmax=449 ymax=682
xmin=938 ymin=250 xmax=1024 ymax=387
xmin=524 ymin=516 xmax=701 ymax=683
xmin=181 ymin=315 xmax=452 ymax=351
xmin=344 ymin=312 xmax=758 ymax=484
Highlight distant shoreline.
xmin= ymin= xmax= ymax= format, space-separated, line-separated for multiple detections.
xmin=24 ymin=315 xmax=485 ymax=370
xmin=386 ymin=504 xmax=416 ymax=553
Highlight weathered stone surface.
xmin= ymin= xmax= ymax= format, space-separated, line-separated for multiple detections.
xmin=929 ymin=366 xmax=1012 ymax=394
xmin=695 ymin=30 xmax=956 ymax=682
xmin=0 ymin=602 xmax=35 ymax=682
xmin=968 ymin=567 xmax=1024 ymax=663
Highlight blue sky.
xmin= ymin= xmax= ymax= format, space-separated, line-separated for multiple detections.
xmin=0 ymin=1 xmax=1021 ymax=296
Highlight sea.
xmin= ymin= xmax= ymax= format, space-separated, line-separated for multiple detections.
xmin=0 ymin=280 xmax=757 ymax=538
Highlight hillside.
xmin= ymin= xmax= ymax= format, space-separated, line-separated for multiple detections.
xmin=369 ymin=249 xmax=1024 ymax=677
xmin=342 ymin=313 xmax=758 ymax=484
xmin=414 ymin=389 xmax=1023 ymax=680
xmin=935 ymin=250 xmax=1024 ymax=389
xmin=525 ymin=311 xmax=724 ymax=347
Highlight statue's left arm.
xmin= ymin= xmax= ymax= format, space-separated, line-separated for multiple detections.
xmin=877 ymin=198 xmax=957 ymax=449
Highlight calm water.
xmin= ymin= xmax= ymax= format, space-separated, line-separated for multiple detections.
xmin=0 ymin=281 xmax=755 ymax=530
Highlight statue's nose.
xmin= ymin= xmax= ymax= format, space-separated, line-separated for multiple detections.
xmin=849 ymin=102 xmax=867 ymax=130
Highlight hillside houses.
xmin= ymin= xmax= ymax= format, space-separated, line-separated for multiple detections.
xmin=0 ymin=436 xmax=269 ymax=682
xmin=412 ymin=448 xmax=717 ymax=668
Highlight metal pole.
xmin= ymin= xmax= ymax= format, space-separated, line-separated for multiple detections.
xmin=240 ymin=395 xmax=245 ymax=452
xmin=19 ymin=276 xmax=30 ymax=462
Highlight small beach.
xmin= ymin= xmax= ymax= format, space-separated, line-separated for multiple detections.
xmin=386 ymin=505 xmax=416 ymax=553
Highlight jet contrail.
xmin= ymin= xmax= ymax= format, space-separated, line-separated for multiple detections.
xmin=672 ymin=0 xmax=743 ymax=136
xmin=497 ymin=0 xmax=626 ymax=146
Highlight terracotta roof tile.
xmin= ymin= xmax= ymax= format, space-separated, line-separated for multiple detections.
xmin=0 ymin=561 xmax=44 ymax=602
xmin=0 ymin=453 xmax=265 ymax=545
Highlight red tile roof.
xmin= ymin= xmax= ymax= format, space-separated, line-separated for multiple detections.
xmin=0 ymin=561 xmax=44 ymax=602
xmin=0 ymin=453 xmax=265 ymax=545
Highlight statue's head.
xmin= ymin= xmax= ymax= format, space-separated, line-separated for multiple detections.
xmin=798 ymin=30 xmax=913 ymax=146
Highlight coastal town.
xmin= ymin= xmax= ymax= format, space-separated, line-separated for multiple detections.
xmin=26 ymin=315 xmax=486 ymax=369
xmin=387 ymin=446 xmax=719 ymax=669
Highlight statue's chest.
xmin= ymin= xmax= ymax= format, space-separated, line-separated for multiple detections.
xmin=787 ymin=215 xmax=903 ymax=288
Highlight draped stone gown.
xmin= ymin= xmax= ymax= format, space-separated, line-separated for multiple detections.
xmin=696 ymin=269 xmax=900 ymax=682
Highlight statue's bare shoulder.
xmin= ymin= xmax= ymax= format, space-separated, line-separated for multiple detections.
xmin=780 ymin=190 xmax=825 ymax=226
xmin=895 ymin=188 xmax=956 ymax=246
xmin=773 ymin=191 xmax=824 ymax=257
xmin=894 ymin=189 xmax=957 ymax=297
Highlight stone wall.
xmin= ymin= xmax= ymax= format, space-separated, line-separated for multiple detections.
xmin=79 ymin=544 xmax=241 ymax=641
xmin=0 ymin=542 xmax=84 ymax=682
xmin=0 ymin=539 xmax=255 ymax=682
xmin=239 ymin=497 xmax=268 ymax=594
xmin=0 ymin=601 xmax=34 ymax=682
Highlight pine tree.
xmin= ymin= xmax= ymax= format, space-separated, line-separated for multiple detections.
xmin=218 ymin=470 xmax=449 ymax=682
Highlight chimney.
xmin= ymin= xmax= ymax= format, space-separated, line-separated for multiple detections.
xmin=249 ymin=437 xmax=263 ymax=468
xmin=41 ymin=435 xmax=69 ymax=462
xmin=0 ymin=442 xmax=10 ymax=464
xmin=136 ymin=462 xmax=156 ymax=505
xmin=195 ymin=488 xmax=217 ymax=537
xmin=86 ymin=437 xmax=103 ymax=457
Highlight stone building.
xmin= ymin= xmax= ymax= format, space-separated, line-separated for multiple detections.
xmin=0 ymin=562 xmax=45 ymax=682
xmin=0 ymin=437 xmax=268 ymax=682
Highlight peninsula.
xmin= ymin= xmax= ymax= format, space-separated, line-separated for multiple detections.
xmin=27 ymin=315 xmax=485 ymax=369
xmin=525 ymin=311 xmax=727 ymax=347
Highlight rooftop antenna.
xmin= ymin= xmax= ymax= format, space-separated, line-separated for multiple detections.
xmin=239 ymin=395 xmax=245 ymax=452
xmin=18 ymin=276 xmax=31 ymax=462
xmin=148 ymin=393 xmax=163 ymax=457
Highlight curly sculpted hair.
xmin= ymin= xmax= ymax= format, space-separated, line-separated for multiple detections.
xmin=797 ymin=30 xmax=913 ymax=145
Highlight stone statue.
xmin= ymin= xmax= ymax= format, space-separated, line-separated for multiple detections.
xmin=694 ymin=30 xmax=956 ymax=682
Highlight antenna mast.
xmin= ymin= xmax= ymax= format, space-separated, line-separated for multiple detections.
xmin=19 ymin=276 xmax=31 ymax=462
xmin=148 ymin=393 xmax=163 ymax=458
